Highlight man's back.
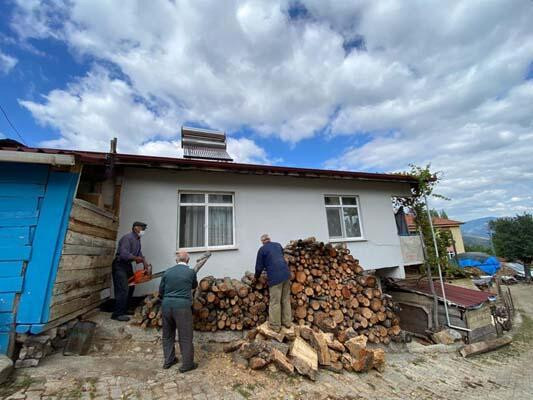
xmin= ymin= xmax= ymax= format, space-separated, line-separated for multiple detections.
xmin=255 ymin=241 xmax=290 ymax=286
xmin=159 ymin=264 xmax=198 ymax=309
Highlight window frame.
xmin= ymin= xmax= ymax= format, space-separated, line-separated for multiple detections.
xmin=324 ymin=195 xmax=365 ymax=241
xmin=177 ymin=191 xmax=236 ymax=252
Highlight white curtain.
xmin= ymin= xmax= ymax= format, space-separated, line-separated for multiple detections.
xmin=343 ymin=207 xmax=361 ymax=237
xmin=208 ymin=206 xmax=233 ymax=246
xmin=179 ymin=206 xmax=205 ymax=247
xmin=326 ymin=208 xmax=342 ymax=237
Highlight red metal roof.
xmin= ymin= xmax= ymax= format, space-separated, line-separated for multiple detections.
xmin=405 ymin=214 xmax=463 ymax=229
xmin=0 ymin=143 xmax=419 ymax=185
xmin=394 ymin=280 xmax=494 ymax=308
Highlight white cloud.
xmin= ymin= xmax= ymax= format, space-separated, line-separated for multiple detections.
xmin=0 ymin=50 xmax=17 ymax=74
xmin=19 ymin=68 xmax=179 ymax=153
xmin=10 ymin=0 xmax=533 ymax=220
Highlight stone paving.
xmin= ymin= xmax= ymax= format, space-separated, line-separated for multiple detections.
xmin=1 ymin=284 xmax=532 ymax=399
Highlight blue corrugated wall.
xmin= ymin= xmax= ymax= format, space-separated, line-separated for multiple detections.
xmin=0 ymin=162 xmax=79 ymax=354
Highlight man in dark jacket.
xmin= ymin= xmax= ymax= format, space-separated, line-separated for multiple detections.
xmin=159 ymin=250 xmax=198 ymax=372
xmin=255 ymin=234 xmax=291 ymax=332
xmin=111 ymin=221 xmax=149 ymax=321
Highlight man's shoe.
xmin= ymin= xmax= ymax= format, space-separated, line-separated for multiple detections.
xmin=163 ymin=358 xmax=178 ymax=369
xmin=111 ymin=315 xmax=130 ymax=322
xmin=179 ymin=363 xmax=198 ymax=373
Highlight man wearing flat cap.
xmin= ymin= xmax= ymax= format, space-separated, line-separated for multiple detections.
xmin=111 ymin=221 xmax=150 ymax=321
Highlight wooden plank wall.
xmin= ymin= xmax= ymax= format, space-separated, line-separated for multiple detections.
xmin=47 ymin=198 xmax=118 ymax=328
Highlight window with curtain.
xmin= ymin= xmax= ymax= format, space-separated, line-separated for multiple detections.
xmin=178 ymin=193 xmax=234 ymax=249
xmin=324 ymin=195 xmax=363 ymax=239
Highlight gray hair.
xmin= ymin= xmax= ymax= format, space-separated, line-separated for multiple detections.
xmin=260 ymin=234 xmax=271 ymax=242
xmin=176 ymin=250 xmax=190 ymax=263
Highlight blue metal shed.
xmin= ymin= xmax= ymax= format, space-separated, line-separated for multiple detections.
xmin=0 ymin=159 xmax=79 ymax=355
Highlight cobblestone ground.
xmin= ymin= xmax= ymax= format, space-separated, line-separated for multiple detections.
xmin=2 ymin=284 xmax=532 ymax=400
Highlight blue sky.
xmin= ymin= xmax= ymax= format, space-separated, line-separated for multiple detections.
xmin=1 ymin=1 xmax=532 ymax=221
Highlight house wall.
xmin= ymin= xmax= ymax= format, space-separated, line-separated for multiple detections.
xmin=399 ymin=235 xmax=424 ymax=266
xmin=118 ymin=167 xmax=411 ymax=294
xmin=449 ymin=226 xmax=465 ymax=254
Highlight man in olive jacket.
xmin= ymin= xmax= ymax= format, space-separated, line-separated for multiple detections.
xmin=159 ymin=250 xmax=198 ymax=372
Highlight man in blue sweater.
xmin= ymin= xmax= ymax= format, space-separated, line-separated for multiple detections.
xmin=255 ymin=234 xmax=291 ymax=332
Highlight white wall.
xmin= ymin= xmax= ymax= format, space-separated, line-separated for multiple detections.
xmin=118 ymin=167 xmax=411 ymax=294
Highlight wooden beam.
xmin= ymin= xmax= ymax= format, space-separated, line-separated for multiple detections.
xmin=43 ymin=300 xmax=105 ymax=332
xmin=55 ymin=266 xmax=111 ymax=283
xmin=52 ymin=280 xmax=110 ymax=300
xmin=70 ymin=203 xmax=118 ymax=232
xmin=62 ymin=244 xmax=115 ymax=256
xmin=65 ymin=230 xmax=116 ymax=249
xmin=49 ymin=291 xmax=103 ymax=320
xmin=459 ymin=336 xmax=512 ymax=358
xmin=58 ymin=255 xmax=114 ymax=271
xmin=73 ymin=198 xmax=117 ymax=220
xmin=68 ymin=219 xmax=117 ymax=240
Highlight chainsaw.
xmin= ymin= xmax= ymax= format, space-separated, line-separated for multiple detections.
xmin=127 ymin=251 xmax=212 ymax=286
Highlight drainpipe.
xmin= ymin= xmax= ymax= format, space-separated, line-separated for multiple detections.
xmin=425 ymin=195 xmax=471 ymax=333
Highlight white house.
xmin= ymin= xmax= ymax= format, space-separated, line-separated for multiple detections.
xmin=113 ymin=158 xmax=416 ymax=293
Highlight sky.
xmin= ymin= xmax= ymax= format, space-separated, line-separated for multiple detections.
xmin=0 ymin=0 xmax=532 ymax=222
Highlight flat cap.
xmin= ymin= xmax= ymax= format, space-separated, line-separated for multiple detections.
xmin=132 ymin=221 xmax=147 ymax=229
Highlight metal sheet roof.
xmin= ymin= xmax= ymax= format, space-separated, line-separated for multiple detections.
xmin=0 ymin=142 xmax=419 ymax=185
xmin=393 ymin=280 xmax=494 ymax=309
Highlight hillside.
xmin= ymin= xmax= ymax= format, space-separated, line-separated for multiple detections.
xmin=461 ymin=217 xmax=497 ymax=239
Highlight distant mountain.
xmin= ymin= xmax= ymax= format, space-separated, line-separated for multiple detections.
xmin=461 ymin=217 xmax=498 ymax=239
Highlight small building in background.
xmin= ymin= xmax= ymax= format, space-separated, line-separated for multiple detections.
xmin=405 ymin=215 xmax=466 ymax=257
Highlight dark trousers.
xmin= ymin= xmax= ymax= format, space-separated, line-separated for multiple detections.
xmin=112 ymin=259 xmax=134 ymax=318
xmin=162 ymin=305 xmax=194 ymax=368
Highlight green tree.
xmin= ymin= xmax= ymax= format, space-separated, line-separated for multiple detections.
xmin=395 ymin=164 xmax=453 ymax=275
xmin=430 ymin=209 xmax=440 ymax=218
xmin=465 ymin=244 xmax=494 ymax=255
xmin=490 ymin=214 xmax=533 ymax=265
xmin=440 ymin=209 xmax=449 ymax=219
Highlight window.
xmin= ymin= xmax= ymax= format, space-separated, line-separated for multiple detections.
xmin=324 ymin=195 xmax=363 ymax=239
xmin=178 ymin=192 xmax=234 ymax=249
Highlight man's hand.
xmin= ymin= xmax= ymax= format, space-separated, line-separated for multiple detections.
xmin=134 ymin=256 xmax=144 ymax=264
xmin=144 ymin=263 xmax=152 ymax=274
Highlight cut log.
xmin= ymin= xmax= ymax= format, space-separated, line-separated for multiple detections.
xmin=257 ymin=322 xmax=284 ymax=342
xmin=249 ymin=356 xmax=269 ymax=370
xmin=459 ymin=336 xmax=512 ymax=358
xmin=369 ymin=348 xmax=385 ymax=372
xmin=289 ymin=337 xmax=318 ymax=381
xmin=270 ymin=348 xmax=294 ymax=375
xmin=309 ymin=331 xmax=331 ymax=366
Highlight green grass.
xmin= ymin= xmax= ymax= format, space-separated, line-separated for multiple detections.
xmin=411 ymin=356 xmax=427 ymax=365
xmin=232 ymin=382 xmax=253 ymax=399
xmin=0 ymin=374 xmax=41 ymax=398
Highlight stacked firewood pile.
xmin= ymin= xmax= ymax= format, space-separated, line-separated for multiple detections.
xmin=192 ymin=273 xmax=269 ymax=331
xmin=133 ymin=237 xmax=401 ymax=345
xmin=131 ymin=294 xmax=163 ymax=328
xmin=224 ymin=322 xmax=386 ymax=380
xmin=285 ymin=238 xmax=401 ymax=343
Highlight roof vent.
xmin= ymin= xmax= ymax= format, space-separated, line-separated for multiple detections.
xmin=181 ymin=126 xmax=233 ymax=162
